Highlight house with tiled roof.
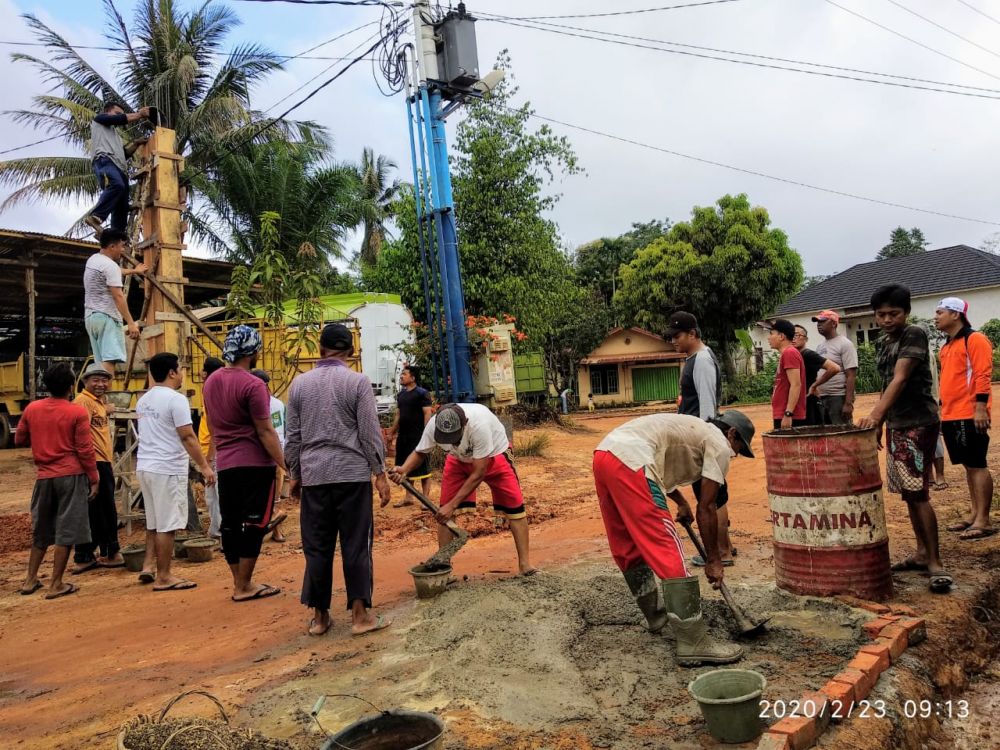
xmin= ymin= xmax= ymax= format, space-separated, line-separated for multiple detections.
xmin=577 ymin=327 xmax=686 ymax=405
xmin=750 ymin=245 xmax=1000 ymax=351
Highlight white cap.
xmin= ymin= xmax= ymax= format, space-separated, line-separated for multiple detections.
xmin=937 ymin=297 xmax=969 ymax=316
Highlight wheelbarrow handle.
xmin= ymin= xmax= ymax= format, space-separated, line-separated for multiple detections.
xmin=399 ymin=478 xmax=463 ymax=539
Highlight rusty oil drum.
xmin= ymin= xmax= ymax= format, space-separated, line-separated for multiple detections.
xmin=762 ymin=425 xmax=892 ymax=601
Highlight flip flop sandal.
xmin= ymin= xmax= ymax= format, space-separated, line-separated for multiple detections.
xmin=44 ymin=583 xmax=79 ymax=600
xmin=71 ymin=561 xmax=98 ymax=575
xmin=308 ymin=617 xmax=332 ymax=636
xmin=959 ymin=527 xmax=998 ymax=541
xmin=137 ymin=572 xmax=155 ymax=584
xmin=19 ymin=581 xmax=43 ymax=595
xmin=232 ymin=584 xmax=281 ymax=602
xmin=933 ymin=482 xmax=950 ymax=490
xmin=263 ymin=513 xmax=288 ymax=534
xmin=352 ymin=614 xmax=391 ymax=637
xmin=946 ymin=521 xmax=973 ymax=532
xmin=97 ymin=560 xmax=125 ymax=568
xmin=520 ymin=568 xmax=541 ymax=577
xmin=890 ymin=558 xmax=929 ymax=573
xmin=153 ymin=580 xmax=197 ymax=592
xmin=929 ymin=573 xmax=954 ymax=593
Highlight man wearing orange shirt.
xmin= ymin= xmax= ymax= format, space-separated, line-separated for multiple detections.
xmin=934 ymin=297 xmax=995 ymax=540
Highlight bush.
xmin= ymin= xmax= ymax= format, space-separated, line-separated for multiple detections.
xmin=513 ymin=432 xmax=551 ymax=458
xmin=982 ymin=318 xmax=1000 ymax=349
xmin=724 ymin=353 xmax=778 ymax=404
xmin=855 ymin=343 xmax=881 ymax=394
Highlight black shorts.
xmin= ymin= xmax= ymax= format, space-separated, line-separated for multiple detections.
xmin=396 ymin=432 xmax=431 ymax=480
xmin=941 ymin=419 xmax=990 ymax=469
xmin=693 ymin=479 xmax=729 ymax=510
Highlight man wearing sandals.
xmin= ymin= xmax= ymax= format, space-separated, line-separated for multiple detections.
xmin=859 ymin=285 xmax=952 ymax=593
xmin=17 ymin=363 xmax=98 ymax=599
xmin=135 ymin=353 xmax=215 ymax=592
xmin=285 ymin=323 xmax=393 ymax=637
xmin=934 ymin=297 xmax=995 ymax=541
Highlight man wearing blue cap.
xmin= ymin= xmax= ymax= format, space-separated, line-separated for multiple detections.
xmin=203 ymin=325 xmax=286 ymax=603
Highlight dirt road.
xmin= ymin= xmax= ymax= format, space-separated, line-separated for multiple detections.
xmin=1 ymin=396 xmax=998 ymax=748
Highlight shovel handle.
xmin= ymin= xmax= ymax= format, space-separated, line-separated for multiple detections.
xmin=681 ymin=518 xmax=731 ymax=598
xmin=400 ymin=478 xmax=463 ymax=539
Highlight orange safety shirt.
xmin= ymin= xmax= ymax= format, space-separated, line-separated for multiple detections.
xmin=938 ymin=329 xmax=993 ymax=421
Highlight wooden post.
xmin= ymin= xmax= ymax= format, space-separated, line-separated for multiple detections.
xmin=25 ymin=252 xmax=36 ymax=400
xmin=139 ymin=127 xmax=188 ymax=364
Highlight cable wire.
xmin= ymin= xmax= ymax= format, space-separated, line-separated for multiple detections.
xmin=0 ymin=133 xmax=67 ymax=157
xmin=522 ymin=109 xmax=1000 ymax=226
xmin=478 ymin=13 xmax=1000 ymax=99
xmin=883 ymin=0 xmax=1000 ymax=61
xmin=477 ymin=9 xmax=1000 ymax=95
xmin=954 ymin=0 xmax=1000 ymax=27
xmin=824 ymin=0 xmax=1000 ymax=83
xmin=231 ymin=0 xmax=399 ymax=5
xmin=499 ymin=0 xmax=743 ymax=20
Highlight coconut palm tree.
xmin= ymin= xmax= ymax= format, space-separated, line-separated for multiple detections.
xmin=356 ymin=147 xmax=399 ymax=266
xmin=0 ymin=0 xmax=314 ymax=230
xmin=187 ymin=136 xmax=359 ymax=269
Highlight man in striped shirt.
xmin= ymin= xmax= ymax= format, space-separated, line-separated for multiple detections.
xmin=285 ymin=323 xmax=393 ymax=637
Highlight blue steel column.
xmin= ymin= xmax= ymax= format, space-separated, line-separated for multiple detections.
xmin=426 ymin=89 xmax=475 ymax=401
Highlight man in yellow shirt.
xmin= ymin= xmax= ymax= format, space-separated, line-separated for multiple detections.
xmin=72 ymin=364 xmax=122 ymax=572
xmin=198 ymin=357 xmax=224 ymax=538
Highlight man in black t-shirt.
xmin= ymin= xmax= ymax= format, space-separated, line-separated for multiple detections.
xmin=792 ymin=325 xmax=841 ymax=425
xmin=387 ymin=366 xmax=433 ymax=508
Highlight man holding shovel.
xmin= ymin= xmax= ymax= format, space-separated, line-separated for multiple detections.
xmin=592 ymin=411 xmax=756 ymax=666
xmin=389 ymin=403 xmax=536 ymax=576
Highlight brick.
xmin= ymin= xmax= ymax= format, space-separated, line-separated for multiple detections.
xmin=757 ymin=732 xmax=792 ymax=750
xmin=820 ymin=680 xmax=855 ymax=721
xmin=832 ymin=667 xmax=874 ymax=701
xmin=862 ymin=615 xmax=900 ymax=639
xmin=897 ymin=617 xmax=927 ymax=646
xmin=768 ymin=715 xmax=819 ymax=750
xmin=878 ymin=624 xmax=909 ymax=660
xmin=800 ymin=690 xmax=832 ymax=737
xmin=757 ymin=733 xmax=792 ymax=750
xmin=890 ymin=604 xmax=919 ymax=617
xmin=858 ymin=643 xmax=892 ymax=673
xmin=835 ymin=595 xmax=891 ymax=614
xmin=848 ymin=651 xmax=888 ymax=682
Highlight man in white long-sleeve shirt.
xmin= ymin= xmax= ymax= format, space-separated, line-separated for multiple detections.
xmin=666 ymin=311 xmax=736 ymax=568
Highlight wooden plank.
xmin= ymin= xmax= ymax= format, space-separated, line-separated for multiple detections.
xmin=140 ymin=323 xmax=164 ymax=339
xmin=25 ymin=260 xmax=36 ymax=400
xmin=154 ymin=312 xmax=190 ymax=322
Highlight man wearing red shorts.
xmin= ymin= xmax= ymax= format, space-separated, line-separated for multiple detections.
xmin=390 ymin=403 xmax=535 ymax=576
xmin=593 ymin=411 xmax=755 ymax=666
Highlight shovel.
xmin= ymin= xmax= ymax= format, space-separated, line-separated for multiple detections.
xmin=400 ymin=478 xmax=469 ymax=566
xmin=680 ymin=518 xmax=769 ymax=637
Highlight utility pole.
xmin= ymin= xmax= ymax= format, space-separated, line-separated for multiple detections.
xmin=407 ymin=0 xmax=476 ymax=403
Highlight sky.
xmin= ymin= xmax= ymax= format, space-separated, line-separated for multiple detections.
xmin=0 ymin=0 xmax=998 ymax=277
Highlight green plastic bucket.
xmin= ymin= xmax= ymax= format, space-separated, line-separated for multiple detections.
xmin=688 ymin=669 xmax=767 ymax=744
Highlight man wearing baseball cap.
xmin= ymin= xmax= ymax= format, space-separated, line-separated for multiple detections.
xmin=762 ymin=319 xmax=807 ymax=429
xmin=934 ymin=297 xmax=995 ymax=540
xmin=812 ymin=310 xmax=859 ymax=424
xmin=592 ymin=410 xmax=755 ymax=666
xmin=390 ymin=402 xmax=535 ymax=576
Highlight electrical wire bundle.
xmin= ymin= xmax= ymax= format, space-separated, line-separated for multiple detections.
xmin=373 ymin=1 xmax=411 ymax=95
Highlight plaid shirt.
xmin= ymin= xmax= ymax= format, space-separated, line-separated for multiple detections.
xmin=285 ymin=359 xmax=385 ymax=485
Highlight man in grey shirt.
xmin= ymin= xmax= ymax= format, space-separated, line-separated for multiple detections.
xmin=84 ymin=102 xmax=150 ymax=239
xmin=285 ymin=323 xmax=392 ymax=637
xmin=813 ymin=310 xmax=859 ymax=424
xmin=83 ymin=229 xmax=146 ymax=375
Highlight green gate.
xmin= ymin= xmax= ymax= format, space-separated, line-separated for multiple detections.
xmin=631 ymin=366 xmax=680 ymax=402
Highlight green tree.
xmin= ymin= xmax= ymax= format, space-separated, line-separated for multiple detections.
xmin=877 ymin=226 xmax=929 ymax=260
xmin=356 ymin=147 xmax=400 ymax=267
xmin=187 ymin=138 xmax=358 ymax=274
xmin=800 ymin=274 xmax=831 ymax=292
xmin=574 ymin=219 xmax=671 ymax=305
xmin=614 ymin=193 xmax=803 ymax=373
xmin=980 ymin=318 xmax=1000 ymax=348
xmin=0 ymin=0 xmax=310 ymax=226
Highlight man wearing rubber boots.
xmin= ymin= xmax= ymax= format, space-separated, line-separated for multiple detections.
xmin=593 ymin=411 xmax=755 ymax=666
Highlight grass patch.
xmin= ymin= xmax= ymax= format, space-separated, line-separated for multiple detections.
xmin=556 ymin=415 xmax=595 ymax=433
xmin=513 ymin=432 xmax=552 ymax=458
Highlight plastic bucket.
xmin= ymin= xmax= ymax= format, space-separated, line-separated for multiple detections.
xmin=174 ymin=532 xmax=199 ymax=558
xmin=184 ymin=538 xmax=216 ymax=563
xmin=408 ymin=564 xmax=452 ymax=600
xmin=122 ymin=545 xmax=146 ymax=573
xmin=322 ymin=710 xmax=444 ymax=750
xmin=688 ymin=669 xmax=767 ymax=744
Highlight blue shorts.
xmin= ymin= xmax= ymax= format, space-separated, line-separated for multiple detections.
xmin=85 ymin=311 xmax=127 ymax=363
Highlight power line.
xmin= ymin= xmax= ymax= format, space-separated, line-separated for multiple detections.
xmin=499 ymin=0 xmax=744 ymax=20
xmin=0 ymin=133 xmax=66 ymax=157
xmin=954 ymin=0 xmax=1000 ymax=27
xmin=883 ymin=0 xmax=1000 ymax=61
xmin=478 ymin=10 xmax=1000 ymax=95
xmin=522 ymin=109 xmax=1000 ymax=227
xmin=479 ymin=14 xmax=1000 ymax=99
xmin=824 ymin=0 xmax=1000 ymax=83
xmin=231 ymin=0 xmax=398 ymax=5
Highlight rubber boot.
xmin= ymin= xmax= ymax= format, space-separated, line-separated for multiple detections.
xmin=623 ymin=564 xmax=666 ymax=634
xmin=663 ymin=576 xmax=743 ymax=667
